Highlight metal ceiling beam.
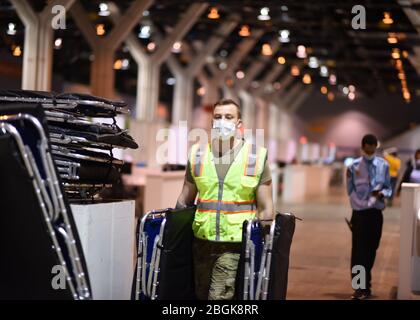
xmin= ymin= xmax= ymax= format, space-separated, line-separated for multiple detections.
xmin=11 ymin=0 xmax=75 ymax=91
xmin=110 ymin=2 xmax=207 ymax=120
xmin=233 ymin=37 xmax=281 ymax=130
xmin=252 ymin=62 xmax=286 ymax=96
xmin=166 ymin=14 xmax=239 ymax=124
xmin=289 ymin=86 xmax=313 ymax=113
xmin=197 ymin=30 xmax=264 ymax=105
xmin=400 ymin=1 xmax=420 ymax=74
xmin=71 ymin=0 xmax=153 ymax=99
xmin=235 ymin=38 xmax=281 ymax=91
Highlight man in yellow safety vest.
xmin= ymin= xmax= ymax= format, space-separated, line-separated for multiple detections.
xmin=176 ymin=99 xmax=274 ymax=300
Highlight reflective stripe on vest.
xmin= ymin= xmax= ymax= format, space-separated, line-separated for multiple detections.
xmin=193 ymin=146 xmax=205 ymax=177
xmin=197 ymin=199 xmax=257 ymax=213
xmin=245 ymin=143 xmax=258 ymax=176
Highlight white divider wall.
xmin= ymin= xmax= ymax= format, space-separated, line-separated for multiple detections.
xmin=72 ymin=200 xmax=135 ymax=300
xmin=398 ymin=183 xmax=420 ymax=299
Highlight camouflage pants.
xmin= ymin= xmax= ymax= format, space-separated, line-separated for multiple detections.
xmin=193 ymin=237 xmax=241 ymax=300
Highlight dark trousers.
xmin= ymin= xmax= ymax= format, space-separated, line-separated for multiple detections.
xmin=390 ymin=177 xmax=398 ymax=201
xmin=350 ymin=208 xmax=383 ymax=290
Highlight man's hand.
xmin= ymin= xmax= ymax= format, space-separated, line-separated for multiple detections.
xmin=371 ymin=190 xmax=384 ymax=199
xmin=259 ymin=219 xmax=273 ymax=228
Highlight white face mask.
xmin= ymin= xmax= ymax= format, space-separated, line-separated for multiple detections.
xmin=363 ymin=153 xmax=375 ymax=161
xmin=212 ymin=119 xmax=237 ymax=141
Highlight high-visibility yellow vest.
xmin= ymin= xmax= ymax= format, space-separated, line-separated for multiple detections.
xmin=384 ymin=154 xmax=401 ymax=178
xmin=189 ymin=141 xmax=267 ymax=242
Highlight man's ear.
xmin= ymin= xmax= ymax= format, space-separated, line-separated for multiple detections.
xmin=237 ymin=119 xmax=243 ymax=128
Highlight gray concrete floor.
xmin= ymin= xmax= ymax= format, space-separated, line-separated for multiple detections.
xmin=277 ymin=187 xmax=401 ymax=300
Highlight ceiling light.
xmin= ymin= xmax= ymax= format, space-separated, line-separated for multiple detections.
xmin=277 ymin=56 xmax=286 ymax=65
xmin=197 ymin=87 xmax=206 ymax=96
xmin=402 ymin=50 xmax=409 ymax=58
xmin=387 ymin=33 xmax=398 ymax=44
xmin=143 ymin=10 xmax=150 ymax=16
xmin=220 ymin=49 xmax=228 ymax=57
xmin=299 ymin=136 xmax=308 ymax=144
xmin=208 ymin=7 xmax=220 ymax=19
xmin=218 ymin=62 xmax=227 ymax=70
xmin=258 ymin=7 xmax=270 ymax=21
xmin=166 ymin=77 xmax=176 ymax=86
xmin=206 ymin=56 xmax=215 ymax=64
xmin=114 ymin=59 xmax=122 ymax=70
xmin=273 ymin=82 xmax=282 ymax=90
xmin=96 ymin=24 xmax=105 ymax=36
xmin=54 ymin=38 xmax=62 ymax=49
xmin=383 ymin=12 xmax=393 ymax=25
xmin=121 ymin=59 xmax=130 ymax=70
xmin=98 ymin=3 xmax=110 ymax=16
xmin=343 ymin=86 xmax=349 ymax=95
xmin=302 ymin=73 xmax=312 ymax=84
xmin=239 ymin=25 xmax=250 ymax=37
xmin=297 ymin=45 xmax=307 ymax=58
xmin=263 ymin=84 xmax=273 ymax=93
xmin=236 ymin=70 xmax=245 ymax=79
xmin=327 ymin=92 xmax=335 ymax=102
xmin=320 ymin=65 xmax=329 ymax=77
xmin=395 ymin=59 xmax=402 ymax=68
xmin=329 ymin=74 xmax=337 ymax=85
xmin=320 ymin=86 xmax=328 ymax=94
xmin=391 ymin=48 xmax=400 ymax=59
xmin=12 ymin=45 xmax=21 ymax=57
xmin=261 ymin=43 xmax=273 ymax=56
xmin=251 ymin=81 xmax=259 ymax=88
xmin=281 ymin=5 xmax=288 ymax=11
xmin=398 ymin=72 xmax=405 ymax=80
xmin=279 ymin=30 xmax=290 ymax=43
xmin=308 ymin=56 xmax=319 ymax=68
xmin=291 ymin=65 xmax=300 ymax=76
xmin=226 ymin=78 xmax=234 ymax=87
xmin=172 ymin=41 xmax=182 ymax=53
xmin=403 ymin=91 xmax=410 ymax=101
xmin=7 ymin=23 xmax=16 ymax=36
xmin=348 ymin=92 xmax=355 ymax=101
xmin=349 ymin=85 xmax=356 ymax=92
xmin=138 ymin=25 xmax=151 ymax=39
xmin=147 ymin=42 xmax=156 ymax=52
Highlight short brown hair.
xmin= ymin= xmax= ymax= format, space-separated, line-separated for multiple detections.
xmin=213 ymin=99 xmax=241 ymax=119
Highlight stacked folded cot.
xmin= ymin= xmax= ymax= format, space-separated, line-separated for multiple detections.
xmin=0 ymin=102 xmax=92 ymax=299
xmin=0 ymin=90 xmax=138 ymax=202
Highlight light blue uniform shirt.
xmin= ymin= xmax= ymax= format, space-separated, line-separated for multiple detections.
xmin=346 ymin=156 xmax=392 ymax=211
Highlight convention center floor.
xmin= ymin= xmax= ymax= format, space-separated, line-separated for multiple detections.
xmin=277 ymin=187 xmax=401 ymax=300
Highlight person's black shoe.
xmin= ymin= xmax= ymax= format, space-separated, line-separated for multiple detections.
xmin=351 ymin=289 xmax=372 ymax=300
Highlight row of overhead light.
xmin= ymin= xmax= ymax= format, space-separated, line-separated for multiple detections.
xmin=383 ymin=12 xmax=411 ymax=103
xmin=6 ymin=23 xmax=21 ymax=56
xmin=320 ymin=84 xmax=356 ymax=102
xmin=209 ymin=5 xmax=292 ymax=44
xmin=384 ymin=14 xmax=411 ymax=103
xmin=208 ymin=6 xmax=288 ymax=21
xmin=314 ymin=11 xmax=393 ymax=103
xmin=392 ymin=50 xmax=411 ymax=102
xmin=2 ymin=3 xmax=364 ymax=101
